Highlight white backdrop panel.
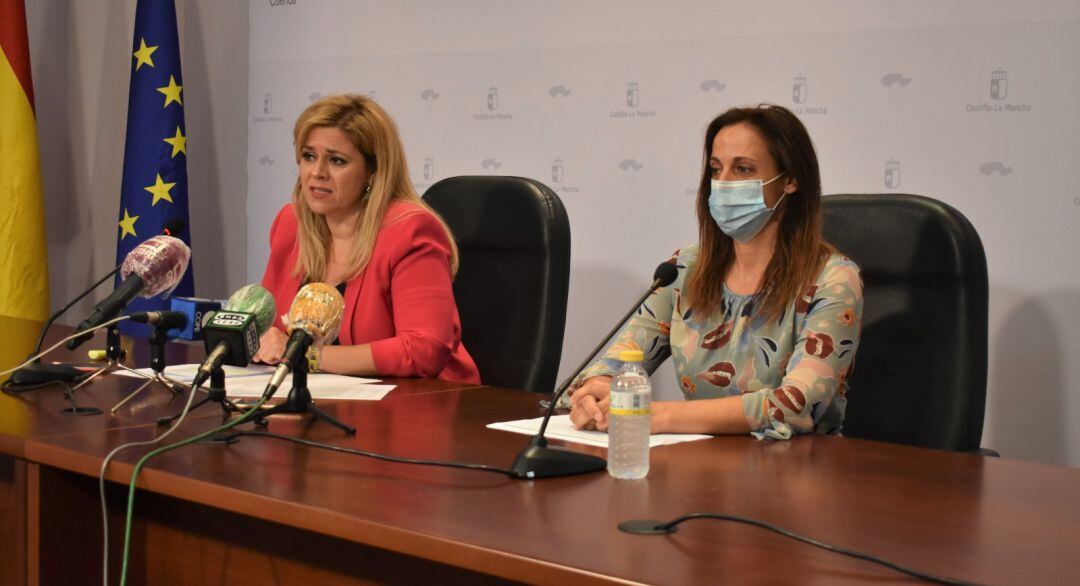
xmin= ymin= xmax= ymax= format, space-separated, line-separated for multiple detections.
xmin=249 ymin=1 xmax=1080 ymax=466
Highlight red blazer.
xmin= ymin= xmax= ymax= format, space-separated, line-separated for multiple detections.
xmin=261 ymin=202 xmax=480 ymax=384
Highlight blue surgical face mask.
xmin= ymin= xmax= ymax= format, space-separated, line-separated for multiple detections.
xmin=708 ymin=173 xmax=787 ymax=242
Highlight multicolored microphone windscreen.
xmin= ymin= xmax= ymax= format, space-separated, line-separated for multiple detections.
xmin=285 ymin=282 xmax=345 ymax=344
xmin=119 ymin=235 xmax=191 ymax=298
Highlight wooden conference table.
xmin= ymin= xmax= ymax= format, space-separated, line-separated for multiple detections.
xmin=2 ymin=315 xmax=1080 ymax=585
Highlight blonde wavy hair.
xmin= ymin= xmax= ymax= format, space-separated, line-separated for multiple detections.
xmin=290 ymin=94 xmax=458 ymax=281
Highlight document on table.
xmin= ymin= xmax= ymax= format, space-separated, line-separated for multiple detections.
xmin=487 ymin=415 xmax=711 ymax=448
xmin=116 ymin=364 xmax=395 ymax=401
xmin=116 ymin=363 xmax=277 ymax=382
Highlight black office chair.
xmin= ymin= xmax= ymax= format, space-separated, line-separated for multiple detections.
xmin=822 ymin=194 xmax=991 ymax=453
xmin=423 ymin=176 xmax=571 ymax=393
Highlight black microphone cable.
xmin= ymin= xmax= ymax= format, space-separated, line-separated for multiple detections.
xmin=222 ymin=430 xmax=516 ymax=477
xmin=618 ymin=512 xmax=981 ymax=586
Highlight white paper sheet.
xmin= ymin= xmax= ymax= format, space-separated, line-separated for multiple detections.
xmin=115 ymin=364 xmax=393 ymax=400
xmin=487 ymin=415 xmax=711 ymax=448
xmin=224 ymin=373 xmax=395 ymax=401
xmin=115 ymin=363 xmax=279 ymax=382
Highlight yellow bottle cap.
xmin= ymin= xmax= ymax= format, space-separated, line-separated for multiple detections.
xmin=618 ymin=350 xmax=644 ymax=362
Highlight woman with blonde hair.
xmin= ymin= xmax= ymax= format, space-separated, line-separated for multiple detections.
xmin=255 ymin=94 xmax=479 ymax=383
xmin=570 ymin=104 xmax=862 ymax=439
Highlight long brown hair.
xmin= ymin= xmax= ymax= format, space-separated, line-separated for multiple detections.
xmin=290 ymin=94 xmax=459 ymax=281
xmin=686 ymin=104 xmax=834 ymax=322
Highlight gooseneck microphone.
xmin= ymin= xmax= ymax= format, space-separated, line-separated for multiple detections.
xmin=66 ymin=234 xmax=191 ymax=350
xmin=191 ymin=284 xmax=277 ymax=389
xmin=261 ymin=282 xmax=345 ymax=400
xmin=126 ymin=310 xmax=189 ymax=329
xmin=509 ymin=261 xmax=679 ymax=479
xmin=33 ymin=219 xmax=186 ymax=357
xmin=7 ymin=222 xmax=189 ymax=386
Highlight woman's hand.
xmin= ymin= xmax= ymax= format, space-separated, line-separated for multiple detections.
xmin=252 ymin=327 xmax=288 ymax=364
xmin=569 ymin=376 xmax=613 ymax=431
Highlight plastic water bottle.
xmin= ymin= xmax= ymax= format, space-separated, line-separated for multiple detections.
xmin=608 ymin=349 xmax=651 ymax=479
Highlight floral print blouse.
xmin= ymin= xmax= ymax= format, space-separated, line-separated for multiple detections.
xmin=577 ymin=245 xmax=863 ymax=440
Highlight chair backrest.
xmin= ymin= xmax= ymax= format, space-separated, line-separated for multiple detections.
xmin=423 ymin=176 xmax=570 ymax=392
xmin=822 ymin=194 xmax=989 ymax=451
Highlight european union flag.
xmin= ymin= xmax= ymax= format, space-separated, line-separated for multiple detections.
xmin=115 ymin=0 xmax=193 ymax=336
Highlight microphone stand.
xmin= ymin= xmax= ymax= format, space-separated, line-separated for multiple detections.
xmin=38 ymin=264 xmax=121 ymax=354
xmin=156 ymin=365 xmax=243 ymax=425
xmin=110 ymin=323 xmax=186 ymax=413
xmin=509 ymin=268 xmax=674 ymax=479
xmin=10 ymin=264 xmax=122 ymax=385
xmin=71 ymin=324 xmax=151 ymax=390
xmin=249 ymin=358 xmax=356 ymax=434
xmin=60 ymin=381 xmax=102 ymax=415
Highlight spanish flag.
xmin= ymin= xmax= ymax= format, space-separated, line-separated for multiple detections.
xmin=0 ymin=0 xmax=49 ymax=321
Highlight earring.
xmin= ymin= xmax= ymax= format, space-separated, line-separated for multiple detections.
xmin=364 ymin=182 xmax=372 ymax=195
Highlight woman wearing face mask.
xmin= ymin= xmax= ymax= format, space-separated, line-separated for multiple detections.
xmin=569 ymin=104 xmax=862 ymax=439
xmin=254 ymin=94 xmax=480 ymax=383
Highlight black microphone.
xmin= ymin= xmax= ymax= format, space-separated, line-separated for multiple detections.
xmin=509 ymin=261 xmax=679 ymax=479
xmin=126 ymin=310 xmax=188 ymax=330
xmin=191 ymin=285 xmax=277 ymax=389
xmin=66 ymin=235 xmax=191 ymax=350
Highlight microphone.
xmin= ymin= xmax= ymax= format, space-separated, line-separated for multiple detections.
xmin=261 ymin=282 xmax=345 ymax=400
xmin=509 ymin=261 xmax=679 ymax=479
xmin=191 ymin=284 xmax=277 ymax=388
xmin=8 ymin=221 xmax=190 ymax=386
xmin=66 ymin=235 xmax=191 ymax=350
xmin=126 ymin=310 xmax=188 ymax=329
xmin=166 ymin=297 xmax=223 ymax=341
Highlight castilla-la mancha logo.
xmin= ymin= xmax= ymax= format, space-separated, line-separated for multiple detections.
xmin=792 ymin=75 xmax=807 ymax=104
xmin=884 ymin=160 xmax=901 ymax=189
xmin=990 ymin=69 xmax=1007 ymax=100
xmin=626 ymin=82 xmax=639 ymax=108
xmin=550 ymin=158 xmax=578 ymax=194
xmin=611 ymin=82 xmax=655 ymax=119
xmin=966 ymin=69 xmax=1030 ymax=113
xmin=790 ymin=75 xmax=826 ymax=115
xmin=475 ymin=86 xmax=512 ymax=120
xmin=253 ymin=91 xmax=283 ymax=123
xmin=549 ymin=85 xmax=571 ymax=98
xmin=412 ymin=157 xmax=436 ymax=191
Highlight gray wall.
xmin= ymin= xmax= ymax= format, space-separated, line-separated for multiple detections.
xmin=26 ymin=0 xmax=250 ymax=321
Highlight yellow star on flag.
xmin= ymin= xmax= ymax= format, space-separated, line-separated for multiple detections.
xmin=133 ymin=38 xmax=158 ymax=71
xmin=144 ymin=174 xmax=176 ymax=206
xmin=163 ymin=126 xmax=187 ymax=158
xmin=118 ymin=208 xmax=139 ymax=240
xmin=157 ymin=75 xmax=183 ymax=108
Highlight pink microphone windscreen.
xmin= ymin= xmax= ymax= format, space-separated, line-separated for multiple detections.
xmin=120 ymin=235 xmax=191 ymax=298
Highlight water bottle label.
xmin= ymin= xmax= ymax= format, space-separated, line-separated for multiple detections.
xmin=610 ymin=392 xmax=649 ymax=416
